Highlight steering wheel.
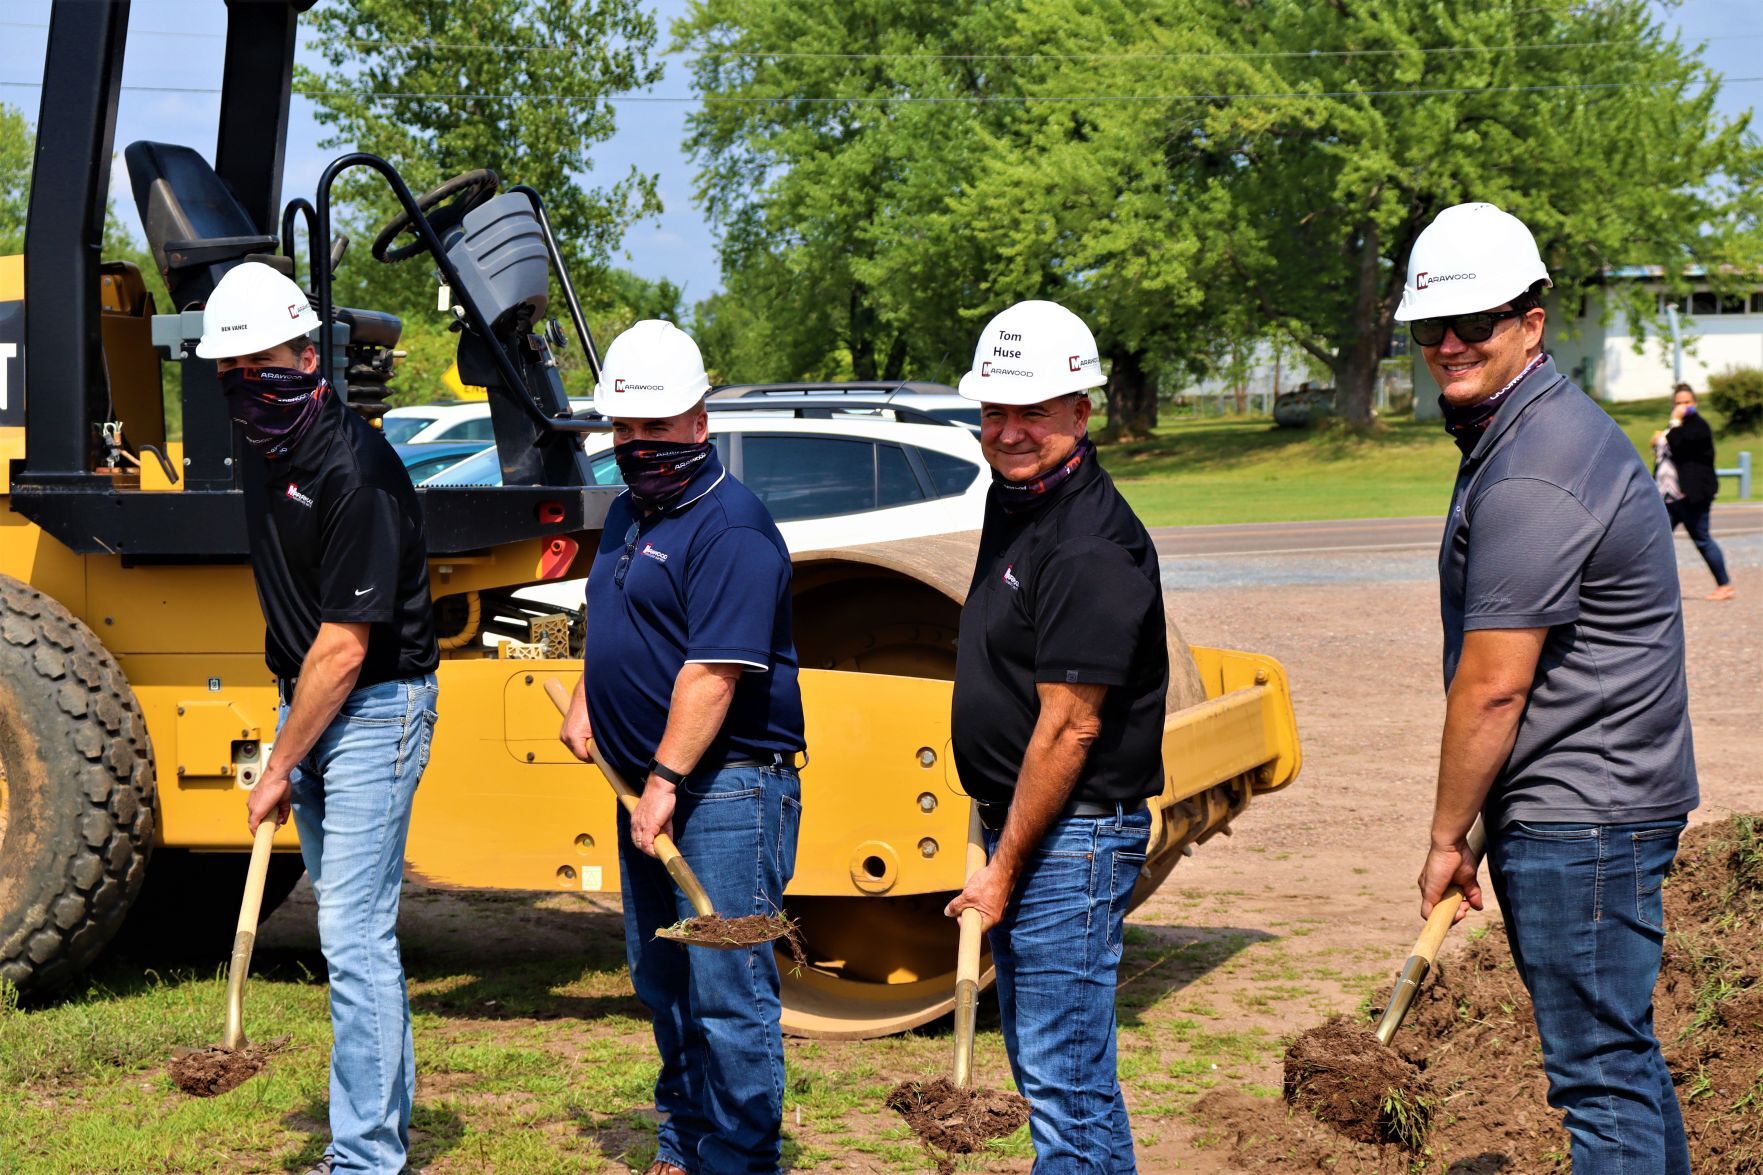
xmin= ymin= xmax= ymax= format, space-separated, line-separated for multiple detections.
xmin=371 ymin=169 xmax=500 ymax=263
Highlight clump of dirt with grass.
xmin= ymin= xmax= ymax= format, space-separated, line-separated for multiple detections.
xmin=1200 ymin=814 xmax=1763 ymax=1172
xmin=1282 ymin=1018 xmax=1433 ymax=1151
xmin=885 ymin=1076 xmax=1031 ymax=1174
xmin=657 ymin=914 xmax=807 ymax=966
xmin=166 ymin=1038 xmax=285 ymax=1097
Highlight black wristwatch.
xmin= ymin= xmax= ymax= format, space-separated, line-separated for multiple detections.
xmin=646 ymin=757 xmax=687 ymax=787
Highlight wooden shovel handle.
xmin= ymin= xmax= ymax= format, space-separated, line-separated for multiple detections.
xmin=543 ymin=677 xmax=715 ymax=918
xmin=951 ymin=803 xmax=986 ymax=1089
xmin=222 ymin=818 xmax=278 ymax=1050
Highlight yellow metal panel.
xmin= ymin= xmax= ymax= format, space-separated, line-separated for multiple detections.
xmin=0 ymin=428 xmax=22 ymax=495
xmin=139 ymin=441 xmax=183 ymax=492
xmin=119 ymin=652 xmax=296 ymax=852
xmin=0 ymin=507 xmax=87 ymax=618
xmin=172 ymin=700 xmax=261 ymax=779
xmin=87 ymin=560 xmax=264 ymax=654
xmin=0 ymin=254 xmax=20 ymax=300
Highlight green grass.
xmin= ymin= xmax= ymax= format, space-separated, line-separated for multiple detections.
xmin=1100 ymin=395 xmax=1757 ymax=527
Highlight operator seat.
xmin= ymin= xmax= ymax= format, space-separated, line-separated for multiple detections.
xmin=123 ymin=140 xmax=284 ymax=310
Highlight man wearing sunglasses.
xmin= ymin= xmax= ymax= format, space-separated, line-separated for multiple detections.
xmin=1405 ymin=203 xmax=1696 ymax=1172
xmin=557 ymin=320 xmax=805 ymax=1175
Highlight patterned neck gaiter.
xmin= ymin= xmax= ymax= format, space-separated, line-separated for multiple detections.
xmin=994 ymin=436 xmax=1095 ymax=514
xmin=1440 ymin=354 xmax=1546 ymax=458
xmin=615 ymin=439 xmax=715 ymax=511
xmin=220 ymin=366 xmax=330 ymax=460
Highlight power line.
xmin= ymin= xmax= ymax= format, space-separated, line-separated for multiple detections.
xmin=3 ymin=19 xmax=1760 ymax=62
xmin=0 ymin=76 xmax=1755 ymax=104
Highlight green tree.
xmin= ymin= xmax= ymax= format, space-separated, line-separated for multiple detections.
xmin=676 ymin=0 xmax=994 ymax=384
xmin=1136 ymin=0 xmax=1763 ymax=425
xmin=297 ymin=0 xmax=665 ymax=319
xmin=0 ymin=104 xmax=31 ymax=255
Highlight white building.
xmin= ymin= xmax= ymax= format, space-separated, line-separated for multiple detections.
xmin=1414 ymin=273 xmax=1763 ymax=417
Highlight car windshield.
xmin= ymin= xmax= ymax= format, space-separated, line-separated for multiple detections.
xmin=381 ymin=416 xmax=431 ymax=444
xmin=421 ymin=445 xmax=501 ymax=486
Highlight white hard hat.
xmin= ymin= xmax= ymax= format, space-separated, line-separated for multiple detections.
xmin=1394 ymin=202 xmax=1551 ymax=322
xmin=957 ymin=300 xmax=1107 ymax=405
xmin=592 ymin=319 xmax=711 ymax=419
xmin=196 ymin=261 xmax=321 ymax=359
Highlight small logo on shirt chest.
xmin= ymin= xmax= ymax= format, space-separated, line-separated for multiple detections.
xmin=1001 ymin=564 xmax=1020 ymax=590
xmin=284 ymin=483 xmax=314 ymax=508
xmin=640 ymin=542 xmax=669 ymax=564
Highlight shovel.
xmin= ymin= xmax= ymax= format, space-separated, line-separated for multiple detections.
xmin=1373 ymin=817 xmax=1489 ymax=1045
xmin=951 ymin=803 xmax=986 ymax=1088
xmin=885 ymin=801 xmax=1029 ymax=1164
xmin=543 ymin=677 xmax=788 ymax=951
xmin=168 ymin=818 xmax=281 ymax=1096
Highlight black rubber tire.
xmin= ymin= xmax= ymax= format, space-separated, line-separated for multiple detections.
xmin=110 ymin=849 xmax=305 ymax=959
xmin=0 ymin=574 xmax=155 ymax=996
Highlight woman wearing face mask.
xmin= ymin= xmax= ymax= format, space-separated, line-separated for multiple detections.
xmin=1652 ymin=383 xmax=1733 ymax=601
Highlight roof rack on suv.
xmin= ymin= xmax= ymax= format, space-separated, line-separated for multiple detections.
xmin=703 ymin=397 xmax=957 ymax=428
xmin=711 ymin=380 xmax=958 ymax=399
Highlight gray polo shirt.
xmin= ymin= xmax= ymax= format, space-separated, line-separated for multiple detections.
xmin=1439 ymin=356 xmax=1698 ymax=827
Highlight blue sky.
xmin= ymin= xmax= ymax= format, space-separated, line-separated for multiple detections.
xmin=2 ymin=0 xmax=1759 ymax=307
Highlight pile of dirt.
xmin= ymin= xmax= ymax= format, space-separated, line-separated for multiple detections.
xmin=1200 ymin=815 xmax=1763 ymax=1172
xmin=885 ymin=1077 xmax=1031 ymax=1174
xmin=656 ymin=914 xmax=807 ymax=967
xmin=167 ymin=1044 xmax=269 ymax=1097
xmin=1282 ymin=1018 xmax=1432 ymax=1150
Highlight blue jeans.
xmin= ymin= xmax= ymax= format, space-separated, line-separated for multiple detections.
xmin=1667 ymin=499 xmax=1730 ymax=586
xmin=1487 ymin=818 xmax=1689 ymax=1174
xmin=284 ymin=675 xmax=438 ymax=1175
xmin=618 ymin=763 xmax=801 ymax=1175
xmin=984 ymin=805 xmax=1150 ymax=1174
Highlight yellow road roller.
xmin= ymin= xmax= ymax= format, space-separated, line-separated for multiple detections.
xmin=0 ymin=0 xmax=1299 ymax=1040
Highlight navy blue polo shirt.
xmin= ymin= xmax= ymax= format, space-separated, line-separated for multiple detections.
xmin=1439 ymin=355 xmax=1697 ymax=827
xmin=582 ymin=451 xmax=805 ymax=779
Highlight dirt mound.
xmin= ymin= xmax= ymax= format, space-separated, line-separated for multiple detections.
xmin=1204 ymin=815 xmax=1763 ymax=1172
xmin=167 ymin=1044 xmax=268 ymax=1097
xmin=1283 ymin=1018 xmax=1432 ymax=1149
xmin=885 ymin=1077 xmax=1031 ymax=1173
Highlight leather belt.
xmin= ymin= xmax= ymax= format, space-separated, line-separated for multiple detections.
xmin=722 ymin=751 xmax=790 ymax=770
xmin=974 ymin=797 xmax=1145 ymax=831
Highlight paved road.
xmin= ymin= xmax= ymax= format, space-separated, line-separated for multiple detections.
xmin=1151 ymin=502 xmax=1763 ymax=559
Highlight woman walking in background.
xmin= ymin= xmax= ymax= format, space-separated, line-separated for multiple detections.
xmin=1653 ymin=383 xmax=1734 ymax=601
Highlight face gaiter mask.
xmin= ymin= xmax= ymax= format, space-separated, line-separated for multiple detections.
xmin=614 ymin=438 xmax=715 ymax=511
xmin=221 ymin=366 xmax=330 ymax=459
xmin=994 ymin=435 xmax=1095 ymax=514
xmin=1439 ymin=353 xmax=1545 ymax=458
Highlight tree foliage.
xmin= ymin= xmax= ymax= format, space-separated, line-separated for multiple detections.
xmin=677 ymin=0 xmax=1762 ymax=432
xmin=297 ymin=0 xmax=665 ymax=318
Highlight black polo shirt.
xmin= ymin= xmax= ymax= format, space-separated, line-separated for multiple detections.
xmin=239 ymin=393 xmax=438 ymax=686
xmin=952 ymin=451 xmax=1168 ymax=807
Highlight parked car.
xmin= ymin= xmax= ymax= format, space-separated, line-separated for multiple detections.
xmin=393 ymin=440 xmax=492 ymax=483
xmin=709 ymin=381 xmax=981 ymax=432
xmin=424 ymin=397 xmax=988 ymax=615
xmin=380 ymin=402 xmax=463 ymax=444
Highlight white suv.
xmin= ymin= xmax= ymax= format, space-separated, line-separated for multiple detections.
xmin=423 ymin=401 xmax=989 ymax=613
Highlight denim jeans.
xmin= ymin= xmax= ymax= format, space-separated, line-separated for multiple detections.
xmin=618 ymin=763 xmax=801 ymax=1175
xmin=983 ymin=805 xmax=1150 ymax=1174
xmin=1487 ymin=818 xmax=1689 ymax=1174
xmin=1667 ymin=498 xmax=1730 ymax=586
xmin=284 ymin=674 xmax=438 ymax=1175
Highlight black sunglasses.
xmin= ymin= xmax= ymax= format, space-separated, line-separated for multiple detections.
xmin=612 ymin=520 xmax=640 ymax=589
xmin=1409 ymin=306 xmax=1527 ymax=348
